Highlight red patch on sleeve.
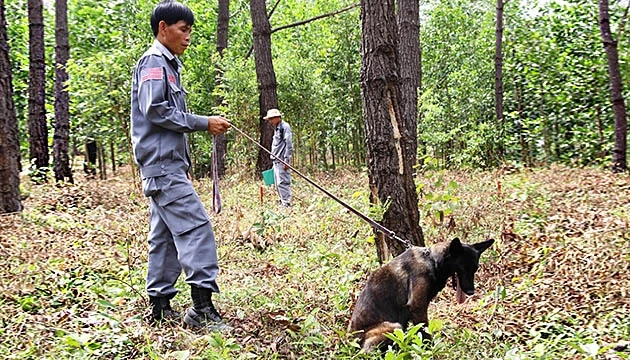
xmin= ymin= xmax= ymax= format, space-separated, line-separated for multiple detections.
xmin=168 ymin=74 xmax=176 ymax=84
xmin=140 ymin=67 xmax=163 ymax=83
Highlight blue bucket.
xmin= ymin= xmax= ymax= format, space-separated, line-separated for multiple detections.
xmin=262 ymin=168 xmax=275 ymax=185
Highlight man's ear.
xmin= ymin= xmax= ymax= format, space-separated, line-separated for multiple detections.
xmin=158 ymin=20 xmax=168 ymax=35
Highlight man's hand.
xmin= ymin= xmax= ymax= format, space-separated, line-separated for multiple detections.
xmin=208 ymin=116 xmax=230 ymax=135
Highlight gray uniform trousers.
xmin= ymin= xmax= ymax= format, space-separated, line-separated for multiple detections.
xmin=273 ymin=162 xmax=291 ymax=206
xmin=144 ymin=172 xmax=220 ymax=298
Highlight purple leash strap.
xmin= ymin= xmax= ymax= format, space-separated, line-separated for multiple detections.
xmin=212 ymin=136 xmax=222 ymax=214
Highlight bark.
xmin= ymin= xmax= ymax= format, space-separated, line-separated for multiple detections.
xmin=250 ymin=0 xmax=278 ymax=173
xmin=360 ymin=0 xmax=424 ymax=261
xmin=109 ymin=141 xmax=115 ymax=174
xmin=214 ymin=0 xmax=229 ymax=178
xmin=98 ymin=140 xmax=106 ymax=180
xmin=245 ymin=0 xmax=286 ymax=60
xmin=0 ymin=0 xmax=23 ymax=213
xmin=495 ymin=0 xmax=506 ymax=159
xmin=397 ymin=0 xmax=420 ymax=168
xmin=53 ymin=0 xmax=73 ymax=183
xmin=599 ymin=0 xmax=628 ymax=172
xmin=84 ymin=140 xmax=97 ymax=177
xmin=28 ymin=0 xmax=48 ymax=182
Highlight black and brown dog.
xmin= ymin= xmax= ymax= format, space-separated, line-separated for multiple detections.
xmin=348 ymin=238 xmax=494 ymax=351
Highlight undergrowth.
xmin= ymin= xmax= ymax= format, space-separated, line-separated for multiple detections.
xmin=0 ymin=164 xmax=628 ymax=359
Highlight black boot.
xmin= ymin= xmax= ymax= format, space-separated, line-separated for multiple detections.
xmin=183 ymin=285 xmax=230 ymax=331
xmin=149 ymin=295 xmax=181 ymax=323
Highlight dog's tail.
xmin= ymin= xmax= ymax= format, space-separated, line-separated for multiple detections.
xmin=361 ymin=321 xmax=403 ymax=352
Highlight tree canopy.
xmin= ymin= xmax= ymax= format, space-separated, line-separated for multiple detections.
xmin=4 ymin=0 xmax=629 ymax=175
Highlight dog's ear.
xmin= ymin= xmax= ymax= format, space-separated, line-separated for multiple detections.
xmin=448 ymin=238 xmax=463 ymax=254
xmin=473 ymin=238 xmax=494 ymax=254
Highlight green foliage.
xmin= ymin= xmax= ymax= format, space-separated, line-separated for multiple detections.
xmin=5 ymin=0 xmax=630 ymax=175
xmin=382 ymin=320 xmax=443 ymax=359
xmin=503 ymin=312 xmax=630 ymax=360
xmin=502 ymin=0 xmax=620 ymax=166
xmin=419 ymin=0 xmax=497 ymax=168
xmin=252 ymin=209 xmax=287 ymax=236
xmin=418 ymin=0 xmax=630 ymax=169
xmin=194 ymin=333 xmax=242 ymax=359
xmin=417 ymin=157 xmax=460 ymax=223
xmin=286 ymin=308 xmax=326 ymax=351
xmin=66 ymin=0 xmax=148 ymax=155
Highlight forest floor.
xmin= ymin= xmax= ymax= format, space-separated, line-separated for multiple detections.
xmin=0 ymin=163 xmax=628 ymax=359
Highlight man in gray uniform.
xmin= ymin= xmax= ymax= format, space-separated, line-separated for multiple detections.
xmin=264 ymin=109 xmax=293 ymax=207
xmin=130 ymin=0 xmax=230 ymax=330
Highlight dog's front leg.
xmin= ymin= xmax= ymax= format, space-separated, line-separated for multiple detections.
xmin=407 ymin=279 xmax=432 ymax=342
xmin=408 ymin=306 xmax=432 ymax=342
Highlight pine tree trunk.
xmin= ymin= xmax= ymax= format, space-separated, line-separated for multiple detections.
xmin=396 ymin=0 xmax=424 ymax=248
xmin=495 ymin=0 xmax=505 ymax=159
xmin=360 ymin=0 xmax=424 ymax=261
xmin=98 ymin=141 xmax=106 ymax=180
xmin=53 ymin=0 xmax=73 ymax=183
xmin=250 ymin=0 xmax=278 ymax=174
xmin=397 ymin=0 xmax=420 ymax=169
xmin=598 ymin=0 xmax=628 ymax=172
xmin=0 ymin=0 xmax=23 ymax=213
xmin=28 ymin=0 xmax=48 ymax=182
xmin=84 ymin=140 xmax=97 ymax=177
xmin=110 ymin=141 xmax=115 ymax=174
xmin=214 ymin=0 xmax=229 ymax=178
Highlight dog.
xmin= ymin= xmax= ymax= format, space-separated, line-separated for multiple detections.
xmin=348 ymin=237 xmax=494 ymax=351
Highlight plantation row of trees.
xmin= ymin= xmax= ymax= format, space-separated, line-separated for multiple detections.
xmin=4 ymin=0 xmax=630 ymax=172
xmin=1 ymin=1 xmax=628 ymax=237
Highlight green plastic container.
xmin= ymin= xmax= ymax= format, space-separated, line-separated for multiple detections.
xmin=262 ymin=168 xmax=275 ymax=185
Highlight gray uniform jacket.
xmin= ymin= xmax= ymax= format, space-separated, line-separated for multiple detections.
xmin=131 ymin=40 xmax=207 ymax=182
xmin=271 ymin=121 xmax=293 ymax=165
xmin=271 ymin=120 xmax=293 ymax=206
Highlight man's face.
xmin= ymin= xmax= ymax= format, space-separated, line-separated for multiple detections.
xmin=159 ymin=20 xmax=192 ymax=56
xmin=267 ymin=116 xmax=282 ymax=126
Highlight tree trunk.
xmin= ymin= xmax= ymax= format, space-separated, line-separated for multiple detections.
xmin=28 ymin=0 xmax=48 ymax=182
xmin=0 ymin=0 xmax=23 ymax=213
xmin=495 ymin=0 xmax=505 ymax=159
xmin=98 ymin=140 xmax=106 ymax=180
xmin=110 ymin=141 xmax=115 ymax=174
xmin=397 ymin=0 xmax=420 ymax=169
xmin=214 ymin=0 xmax=229 ymax=178
xmin=84 ymin=140 xmax=97 ymax=177
xmin=53 ymin=0 xmax=73 ymax=183
xmin=360 ymin=0 xmax=424 ymax=261
xmin=599 ymin=0 xmax=628 ymax=172
xmin=396 ymin=0 xmax=424 ymax=250
xmin=250 ymin=0 xmax=278 ymax=174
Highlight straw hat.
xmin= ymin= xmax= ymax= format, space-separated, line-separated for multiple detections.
xmin=263 ymin=108 xmax=282 ymax=119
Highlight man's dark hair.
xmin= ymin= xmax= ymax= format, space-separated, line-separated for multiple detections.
xmin=150 ymin=1 xmax=195 ymax=37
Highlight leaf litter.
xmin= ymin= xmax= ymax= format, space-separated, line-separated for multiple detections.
xmin=0 ymin=164 xmax=628 ymax=358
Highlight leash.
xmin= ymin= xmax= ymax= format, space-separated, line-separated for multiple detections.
xmin=228 ymin=122 xmax=412 ymax=249
xmin=212 ymin=136 xmax=222 ymax=214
